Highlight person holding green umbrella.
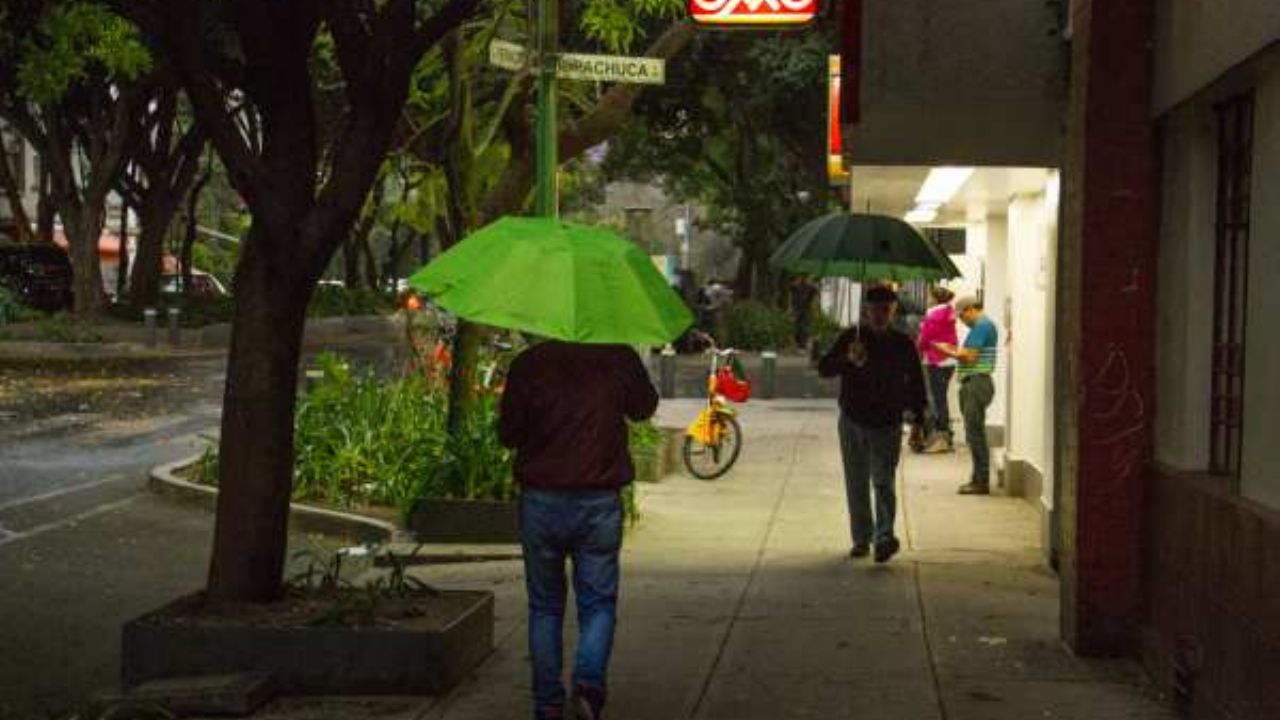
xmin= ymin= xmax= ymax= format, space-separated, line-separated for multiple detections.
xmin=411 ymin=217 xmax=689 ymax=720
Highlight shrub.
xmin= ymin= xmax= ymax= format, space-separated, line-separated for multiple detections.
xmin=723 ymin=300 xmax=793 ymax=351
xmin=811 ymin=311 xmax=844 ymax=354
xmin=307 ymin=285 xmax=397 ymax=318
xmin=194 ymin=352 xmax=657 ymax=524
xmin=32 ymin=314 xmax=103 ymax=343
xmin=0 ymin=286 xmax=41 ymax=326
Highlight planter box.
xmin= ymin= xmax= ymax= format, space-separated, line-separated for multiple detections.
xmin=409 ymin=499 xmax=520 ymax=544
xmin=122 ymin=590 xmax=494 ymax=696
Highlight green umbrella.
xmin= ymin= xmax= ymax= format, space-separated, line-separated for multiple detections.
xmin=408 ymin=217 xmax=693 ymax=345
xmin=769 ymin=212 xmax=962 ymax=281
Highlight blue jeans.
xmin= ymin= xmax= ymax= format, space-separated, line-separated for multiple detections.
xmin=837 ymin=416 xmax=902 ymax=546
xmin=926 ymin=365 xmax=956 ymax=438
xmin=520 ymin=488 xmax=624 ymax=719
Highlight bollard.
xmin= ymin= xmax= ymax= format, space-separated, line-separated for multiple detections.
xmin=760 ymin=350 xmax=778 ymax=400
xmin=143 ymin=308 xmax=158 ymax=348
xmin=167 ymin=308 xmax=182 ymax=346
xmin=659 ymin=345 xmax=678 ymax=399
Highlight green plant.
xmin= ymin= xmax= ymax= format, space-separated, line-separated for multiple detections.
xmin=811 ymin=311 xmax=843 ymax=354
xmin=32 ymin=314 xmax=103 ymax=343
xmin=307 ymin=286 xmax=397 ymax=318
xmin=724 ymin=300 xmax=793 ymax=351
xmin=0 ymin=287 xmax=44 ymax=326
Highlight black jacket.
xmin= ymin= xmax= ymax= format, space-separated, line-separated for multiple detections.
xmin=819 ymin=326 xmax=927 ymax=427
xmin=499 ymin=341 xmax=658 ymax=490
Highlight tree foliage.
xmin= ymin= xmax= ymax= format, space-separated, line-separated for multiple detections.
xmin=604 ymin=28 xmax=841 ymax=300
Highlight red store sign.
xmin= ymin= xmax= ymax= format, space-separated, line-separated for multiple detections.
xmin=689 ymin=0 xmax=820 ymax=27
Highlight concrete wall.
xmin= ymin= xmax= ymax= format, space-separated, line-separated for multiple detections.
xmin=1152 ymin=0 xmax=1280 ymax=115
xmin=1005 ymin=182 xmax=1058 ymax=514
xmin=1240 ymin=62 xmax=1280 ymax=509
xmin=1153 ymin=103 xmax=1216 ymax=472
xmin=850 ymin=0 xmax=1067 ymax=166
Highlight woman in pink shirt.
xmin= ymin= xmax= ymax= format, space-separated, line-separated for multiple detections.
xmin=917 ymin=286 xmax=958 ymax=451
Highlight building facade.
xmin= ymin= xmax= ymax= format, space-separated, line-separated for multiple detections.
xmin=843 ymin=0 xmax=1279 ymax=716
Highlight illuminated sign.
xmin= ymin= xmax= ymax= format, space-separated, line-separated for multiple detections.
xmin=689 ymin=0 xmax=820 ymax=27
xmin=828 ymin=55 xmax=849 ymax=183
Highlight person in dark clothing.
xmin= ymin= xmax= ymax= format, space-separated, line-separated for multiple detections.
xmin=498 ymin=340 xmax=659 ymax=720
xmin=818 ymin=286 xmax=927 ymax=563
xmin=790 ymin=275 xmax=820 ymax=349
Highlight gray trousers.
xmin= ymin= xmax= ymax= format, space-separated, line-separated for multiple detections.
xmin=837 ymin=415 xmax=902 ymax=546
xmin=959 ymin=374 xmax=995 ymax=486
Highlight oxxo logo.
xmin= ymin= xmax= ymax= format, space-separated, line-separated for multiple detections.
xmin=689 ymin=0 xmax=820 ymax=26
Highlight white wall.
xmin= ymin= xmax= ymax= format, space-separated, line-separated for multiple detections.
xmin=1006 ymin=186 xmax=1057 ymax=488
xmin=983 ymin=216 xmax=1010 ymax=433
xmin=1153 ymin=0 xmax=1280 ymax=115
xmin=1153 ymin=103 xmax=1216 ymax=471
xmin=1241 ymin=64 xmax=1280 ymax=509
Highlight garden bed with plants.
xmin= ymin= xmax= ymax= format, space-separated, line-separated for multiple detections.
xmin=123 ymin=545 xmax=493 ymax=695
xmin=180 ymin=351 xmax=664 ymax=543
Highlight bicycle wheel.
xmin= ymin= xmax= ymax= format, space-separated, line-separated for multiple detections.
xmin=682 ymin=415 xmax=743 ymax=480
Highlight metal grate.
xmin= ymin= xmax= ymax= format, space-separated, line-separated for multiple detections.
xmin=1210 ymin=93 xmax=1254 ymax=479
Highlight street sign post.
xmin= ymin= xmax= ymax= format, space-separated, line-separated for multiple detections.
xmin=488 ymin=8 xmax=668 ymax=219
xmin=488 ymin=42 xmax=666 ymax=86
xmin=488 ymin=39 xmax=528 ymax=71
xmin=557 ymin=53 xmax=666 ymax=85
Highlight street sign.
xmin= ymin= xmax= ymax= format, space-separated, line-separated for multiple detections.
xmin=489 ymin=39 xmax=529 ymax=71
xmin=488 ymin=41 xmax=666 ymax=86
xmin=689 ymin=0 xmax=820 ymax=27
xmin=557 ymin=53 xmax=666 ymax=85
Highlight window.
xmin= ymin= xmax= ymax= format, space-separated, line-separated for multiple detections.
xmin=1210 ymin=93 xmax=1254 ymax=479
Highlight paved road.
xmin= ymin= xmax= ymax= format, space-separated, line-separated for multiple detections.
xmin=0 ymin=340 xmax=402 ymax=717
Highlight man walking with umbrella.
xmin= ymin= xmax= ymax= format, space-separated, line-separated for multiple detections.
xmin=500 ymin=341 xmax=657 ymax=720
xmin=819 ymin=286 xmax=928 ymax=563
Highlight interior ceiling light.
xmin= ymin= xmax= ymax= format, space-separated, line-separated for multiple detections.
xmin=915 ymin=167 xmax=975 ymax=206
xmin=904 ymin=207 xmax=938 ymax=225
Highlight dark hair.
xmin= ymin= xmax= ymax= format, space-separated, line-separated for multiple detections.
xmin=930 ymin=286 xmax=955 ymax=304
xmin=865 ymin=285 xmax=898 ymax=304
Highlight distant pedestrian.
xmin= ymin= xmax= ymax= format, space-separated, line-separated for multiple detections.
xmin=499 ymin=341 xmax=659 ymax=720
xmin=819 ymin=286 xmax=927 ymax=563
xmin=917 ymin=286 xmax=958 ymax=452
xmin=790 ymin=275 xmax=820 ymax=350
xmin=936 ymin=297 xmax=999 ymax=495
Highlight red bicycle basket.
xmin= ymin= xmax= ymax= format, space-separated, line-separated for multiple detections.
xmin=715 ymin=366 xmax=752 ymax=403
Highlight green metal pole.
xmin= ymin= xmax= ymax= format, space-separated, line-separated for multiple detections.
xmin=535 ymin=0 xmax=559 ymax=218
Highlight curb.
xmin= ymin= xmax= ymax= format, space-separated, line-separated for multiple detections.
xmin=149 ymin=453 xmax=403 ymax=546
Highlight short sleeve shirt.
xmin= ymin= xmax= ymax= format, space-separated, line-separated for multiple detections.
xmin=958 ymin=316 xmax=999 ymax=376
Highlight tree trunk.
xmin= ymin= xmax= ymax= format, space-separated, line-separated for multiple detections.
xmin=64 ymin=206 xmax=108 ymax=315
xmin=446 ymin=320 xmax=484 ymax=435
xmin=206 ymin=228 xmax=309 ymax=603
xmin=117 ymin=206 xmax=130 ymax=300
xmin=0 ymin=151 xmax=35 ymax=243
xmin=180 ymin=170 xmax=210 ymax=296
xmin=36 ymin=169 xmax=54 ymax=244
xmin=130 ymin=196 xmax=175 ymax=309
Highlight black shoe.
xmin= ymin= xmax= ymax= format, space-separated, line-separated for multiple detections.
xmin=874 ymin=538 xmax=901 ymax=564
xmin=958 ymin=482 xmax=990 ymax=496
xmin=570 ymin=685 xmax=605 ymax=720
xmin=850 ymin=543 xmax=872 ymax=559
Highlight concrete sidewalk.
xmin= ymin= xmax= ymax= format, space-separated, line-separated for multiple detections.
xmin=412 ymin=400 xmax=1173 ymax=720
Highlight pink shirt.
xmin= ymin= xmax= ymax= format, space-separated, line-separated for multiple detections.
xmin=918 ymin=303 xmax=959 ymax=367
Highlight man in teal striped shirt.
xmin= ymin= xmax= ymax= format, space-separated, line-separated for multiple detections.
xmin=936 ymin=297 xmax=999 ymax=495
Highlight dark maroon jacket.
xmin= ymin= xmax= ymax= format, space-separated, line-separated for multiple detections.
xmin=498 ymin=341 xmax=659 ymax=491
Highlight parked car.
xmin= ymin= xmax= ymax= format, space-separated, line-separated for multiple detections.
xmin=159 ymin=271 xmax=229 ymax=299
xmin=0 ymin=243 xmax=75 ymax=312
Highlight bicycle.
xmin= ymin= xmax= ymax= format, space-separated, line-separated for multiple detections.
xmin=682 ymin=333 xmax=748 ymax=480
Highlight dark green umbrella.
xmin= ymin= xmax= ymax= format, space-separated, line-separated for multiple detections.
xmin=769 ymin=213 xmax=962 ymax=281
